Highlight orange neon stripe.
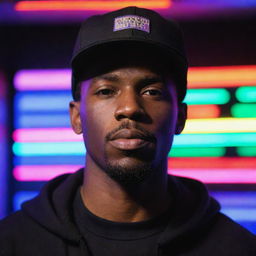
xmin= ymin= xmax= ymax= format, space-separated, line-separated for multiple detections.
xmin=187 ymin=105 xmax=220 ymax=119
xmin=188 ymin=65 xmax=256 ymax=88
xmin=168 ymin=157 xmax=256 ymax=169
xmin=15 ymin=0 xmax=171 ymax=11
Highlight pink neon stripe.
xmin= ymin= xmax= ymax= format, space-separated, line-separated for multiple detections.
xmin=168 ymin=169 xmax=256 ymax=184
xmin=13 ymin=128 xmax=83 ymax=142
xmin=13 ymin=165 xmax=256 ymax=183
xmin=13 ymin=165 xmax=82 ymax=181
xmin=14 ymin=69 xmax=71 ymax=90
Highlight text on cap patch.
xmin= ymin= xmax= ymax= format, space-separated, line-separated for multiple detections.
xmin=114 ymin=15 xmax=150 ymax=33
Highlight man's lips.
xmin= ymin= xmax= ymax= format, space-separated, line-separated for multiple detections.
xmin=108 ymin=129 xmax=155 ymax=150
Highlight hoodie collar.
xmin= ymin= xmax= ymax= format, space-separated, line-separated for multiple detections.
xmin=21 ymin=169 xmax=220 ymax=251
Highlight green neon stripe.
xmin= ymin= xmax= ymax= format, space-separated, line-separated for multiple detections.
xmin=231 ymin=103 xmax=256 ymax=117
xmin=184 ymin=88 xmax=230 ymax=105
xmin=168 ymin=147 xmax=226 ymax=157
xmin=236 ymin=86 xmax=256 ymax=103
xmin=237 ymin=147 xmax=256 ymax=157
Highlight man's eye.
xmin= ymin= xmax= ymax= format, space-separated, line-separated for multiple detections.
xmin=96 ymin=88 xmax=114 ymax=95
xmin=143 ymin=89 xmax=162 ymax=96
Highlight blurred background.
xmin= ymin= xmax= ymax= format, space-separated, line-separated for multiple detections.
xmin=0 ymin=0 xmax=256 ymax=234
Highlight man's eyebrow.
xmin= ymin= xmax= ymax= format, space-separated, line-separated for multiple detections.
xmin=92 ymin=74 xmax=120 ymax=83
xmin=137 ymin=75 xmax=164 ymax=86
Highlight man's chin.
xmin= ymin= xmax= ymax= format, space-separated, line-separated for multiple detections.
xmin=104 ymin=160 xmax=154 ymax=185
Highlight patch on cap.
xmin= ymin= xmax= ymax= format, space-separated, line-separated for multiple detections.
xmin=114 ymin=15 xmax=150 ymax=33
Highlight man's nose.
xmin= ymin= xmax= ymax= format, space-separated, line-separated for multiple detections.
xmin=114 ymin=90 xmax=145 ymax=121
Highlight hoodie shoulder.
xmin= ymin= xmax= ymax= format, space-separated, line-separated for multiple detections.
xmin=0 ymin=210 xmax=31 ymax=255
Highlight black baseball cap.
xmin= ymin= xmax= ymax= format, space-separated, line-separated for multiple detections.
xmin=71 ymin=6 xmax=188 ymax=101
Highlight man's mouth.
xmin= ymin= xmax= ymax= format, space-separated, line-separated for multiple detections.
xmin=108 ymin=129 xmax=155 ymax=151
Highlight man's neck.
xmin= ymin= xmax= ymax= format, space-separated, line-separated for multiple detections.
xmin=81 ymin=159 xmax=171 ymax=223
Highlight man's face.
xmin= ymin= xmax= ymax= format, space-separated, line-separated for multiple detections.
xmin=70 ymin=65 xmax=186 ymax=184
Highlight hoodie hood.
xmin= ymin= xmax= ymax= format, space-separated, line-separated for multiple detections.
xmin=21 ymin=169 xmax=220 ymax=254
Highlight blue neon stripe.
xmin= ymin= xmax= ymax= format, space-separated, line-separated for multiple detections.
xmin=15 ymin=91 xmax=71 ymax=112
xmin=15 ymin=113 xmax=70 ymax=128
xmin=238 ymin=222 xmax=256 ymax=235
xmin=14 ymin=156 xmax=85 ymax=165
xmin=210 ymin=191 xmax=256 ymax=207
xmin=13 ymin=191 xmax=39 ymax=211
xmin=13 ymin=142 xmax=86 ymax=156
xmin=221 ymin=208 xmax=256 ymax=222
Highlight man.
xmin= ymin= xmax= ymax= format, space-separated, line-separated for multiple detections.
xmin=0 ymin=6 xmax=255 ymax=256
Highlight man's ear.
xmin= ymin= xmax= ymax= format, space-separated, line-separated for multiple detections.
xmin=175 ymin=103 xmax=187 ymax=135
xmin=69 ymin=101 xmax=82 ymax=134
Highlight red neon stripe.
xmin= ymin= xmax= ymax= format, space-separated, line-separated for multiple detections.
xmin=187 ymin=105 xmax=220 ymax=119
xmin=168 ymin=157 xmax=256 ymax=169
xmin=188 ymin=65 xmax=256 ymax=88
xmin=13 ymin=165 xmax=256 ymax=183
xmin=15 ymin=1 xmax=171 ymax=11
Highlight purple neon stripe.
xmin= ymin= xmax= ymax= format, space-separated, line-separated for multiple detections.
xmin=14 ymin=69 xmax=71 ymax=90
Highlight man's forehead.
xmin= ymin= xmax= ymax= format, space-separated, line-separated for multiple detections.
xmin=88 ymin=67 xmax=165 ymax=86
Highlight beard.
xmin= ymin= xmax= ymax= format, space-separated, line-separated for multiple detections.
xmin=104 ymin=159 xmax=154 ymax=185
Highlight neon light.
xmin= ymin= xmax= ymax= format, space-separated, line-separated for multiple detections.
xmin=14 ymin=155 xmax=84 ymax=166
xmin=14 ymin=119 xmax=256 ymax=142
xmin=231 ymin=103 xmax=256 ymax=118
xmin=14 ymin=66 xmax=256 ymax=91
xmin=14 ymin=66 xmax=256 ymax=90
xmin=13 ymin=191 xmax=38 ymax=211
xmin=15 ymin=0 xmax=171 ymax=11
xmin=237 ymin=147 xmax=256 ymax=157
xmin=184 ymin=89 xmax=230 ymax=105
xmin=238 ymin=222 xmax=256 ymax=235
xmin=210 ymin=191 xmax=256 ymax=207
xmin=15 ymin=113 xmax=70 ymax=128
xmin=13 ymin=165 xmax=80 ymax=181
xmin=13 ymin=142 xmax=85 ymax=156
xmin=168 ymin=169 xmax=256 ymax=184
xmin=173 ymin=133 xmax=256 ymax=147
xmin=15 ymin=92 xmax=71 ymax=112
xmin=188 ymin=65 xmax=256 ymax=88
xmin=236 ymin=86 xmax=256 ymax=103
xmin=14 ymin=165 xmax=256 ymax=183
xmin=12 ymin=133 xmax=256 ymax=156
xmin=168 ymin=157 xmax=256 ymax=169
xmin=169 ymin=147 xmax=225 ymax=157
xmin=187 ymin=105 xmax=220 ymax=119
xmin=183 ymin=118 xmax=256 ymax=134
xmin=14 ymin=69 xmax=71 ymax=90
xmin=13 ymin=128 xmax=82 ymax=142
xmin=220 ymin=208 xmax=256 ymax=222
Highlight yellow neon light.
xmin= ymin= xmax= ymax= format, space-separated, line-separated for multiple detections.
xmin=183 ymin=118 xmax=256 ymax=134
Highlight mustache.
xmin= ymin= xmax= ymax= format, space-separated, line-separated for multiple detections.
xmin=105 ymin=121 xmax=156 ymax=143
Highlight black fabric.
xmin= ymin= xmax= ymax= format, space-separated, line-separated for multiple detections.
xmin=0 ymin=168 xmax=255 ymax=256
xmin=73 ymin=187 xmax=169 ymax=256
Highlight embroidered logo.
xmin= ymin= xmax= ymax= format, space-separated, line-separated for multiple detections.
xmin=114 ymin=15 xmax=150 ymax=33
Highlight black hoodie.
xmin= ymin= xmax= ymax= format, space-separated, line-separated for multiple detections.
xmin=0 ymin=169 xmax=255 ymax=256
